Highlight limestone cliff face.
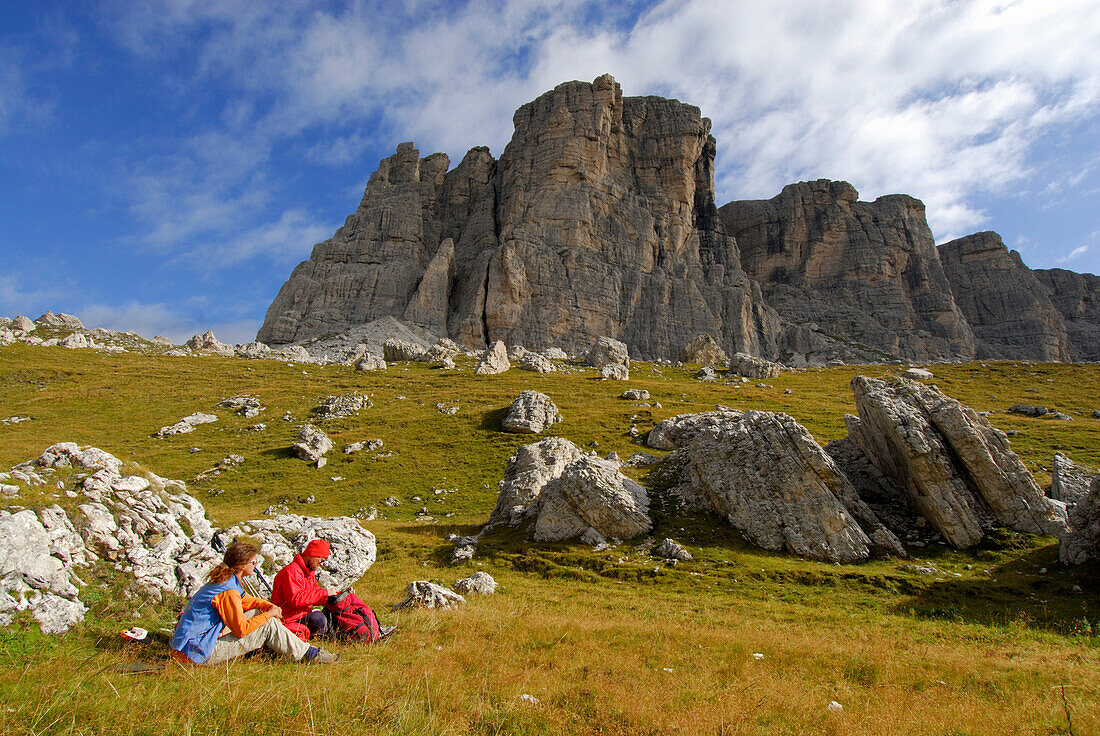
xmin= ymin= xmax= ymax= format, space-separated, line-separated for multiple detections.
xmin=1033 ymin=268 xmax=1100 ymax=362
xmin=718 ymin=180 xmax=977 ymax=364
xmin=260 ymin=75 xmax=781 ymax=359
xmin=939 ymin=232 xmax=1070 ymax=361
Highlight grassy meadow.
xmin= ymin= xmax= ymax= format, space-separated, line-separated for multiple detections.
xmin=0 ymin=340 xmax=1098 ymax=735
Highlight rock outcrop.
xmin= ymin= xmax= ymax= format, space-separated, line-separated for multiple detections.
xmin=939 ymin=232 xmax=1069 ymax=361
xmin=475 ymin=340 xmax=510 ymax=375
xmin=667 ymin=410 xmax=903 ymax=563
xmin=679 ymin=333 xmax=727 ymax=365
xmin=259 ymin=75 xmax=781 ymax=359
xmin=394 ymin=581 xmax=465 ymax=610
xmin=846 ymin=377 xmax=1068 ymax=547
xmin=719 ymin=180 xmax=977 ymax=364
xmin=1051 ymin=453 xmax=1094 ymax=507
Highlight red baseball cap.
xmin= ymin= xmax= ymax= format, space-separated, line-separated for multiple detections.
xmin=303 ymin=539 xmax=330 ymax=558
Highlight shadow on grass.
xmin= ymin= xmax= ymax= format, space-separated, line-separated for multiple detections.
xmin=257 ymin=446 xmax=298 ymax=460
xmin=478 ymin=407 xmax=510 ymax=432
xmin=893 ymin=545 xmax=1100 ymax=634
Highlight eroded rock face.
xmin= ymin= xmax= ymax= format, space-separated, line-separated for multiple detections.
xmin=1052 ymin=453 xmax=1094 ymax=507
xmin=847 ymin=377 xmax=1068 ymax=548
xmin=1034 ymin=268 xmax=1100 ymax=362
xmin=487 ymin=437 xmax=583 ymax=527
xmin=532 ymin=456 xmax=652 ymax=543
xmin=1060 ymin=476 xmax=1100 ymax=565
xmin=939 ymin=232 xmax=1069 ymax=361
xmin=647 ymin=410 xmax=743 ymax=451
xmin=293 ymin=424 xmax=332 ymax=464
xmin=0 ymin=510 xmax=86 ymax=634
xmin=668 ymin=410 xmax=901 ymax=563
xmin=720 ymin=180 xmax=976 ymax=364
xmin=259 ymin=75 xmax=781 ymax=360
xmin=501 ymin=391 xmax=561 ymax=434
xmin=586 ymin=336 xmax=630 ymax=369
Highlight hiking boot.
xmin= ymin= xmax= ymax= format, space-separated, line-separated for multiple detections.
xmin=307 ymin=648 xmax=341 ymax=664
xmin=378 ymin=625 xmax=397 ymax=641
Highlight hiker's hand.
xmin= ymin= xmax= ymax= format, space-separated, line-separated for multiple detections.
xmin=268 ymin=605 xmax=283 ymax=620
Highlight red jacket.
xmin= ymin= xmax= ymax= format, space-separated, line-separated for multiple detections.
xmin=271 ymin=554 xmax=330 ymax=641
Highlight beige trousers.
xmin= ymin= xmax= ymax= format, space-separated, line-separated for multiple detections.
xmin=204 ymin=614 xmax=311 ymax=665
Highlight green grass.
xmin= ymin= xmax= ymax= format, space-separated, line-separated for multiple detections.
xmin=1 ymin=342 xmax=1099 ymax=734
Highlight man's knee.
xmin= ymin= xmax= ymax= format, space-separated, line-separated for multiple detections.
xmin=304 ymin=610 xmax=328 ymax=637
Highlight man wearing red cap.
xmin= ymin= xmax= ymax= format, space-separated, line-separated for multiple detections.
xmin=271 ymin=539 xmax=335 ymax=642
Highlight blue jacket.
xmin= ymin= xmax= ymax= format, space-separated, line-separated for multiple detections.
xmin=170 ymin=576 xmax=273 ymax=663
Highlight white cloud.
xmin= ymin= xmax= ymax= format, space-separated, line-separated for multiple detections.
xmin=1057 ymin=244 xmax=1090 ymax=264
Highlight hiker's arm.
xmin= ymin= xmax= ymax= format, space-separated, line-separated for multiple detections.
xmin=213 ymin=589 xmax=272 ymax=638
xmin=283 ymin=568 xmax=332 ymax=607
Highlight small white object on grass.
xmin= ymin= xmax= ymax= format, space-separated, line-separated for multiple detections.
xmin=518 ymin=694 xmax=540 ymax=705
xmin=827 ymin=701 xmax=843 ymax=712
xmin=752 ymin=653 xmax=764 ymax=660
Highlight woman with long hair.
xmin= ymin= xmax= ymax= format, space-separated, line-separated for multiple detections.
xmin=170 ymin=541 xmax=340 ymax=665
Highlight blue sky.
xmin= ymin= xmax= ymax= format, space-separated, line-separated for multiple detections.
xmin=2 ymin=0 xmax=1098 ymax=344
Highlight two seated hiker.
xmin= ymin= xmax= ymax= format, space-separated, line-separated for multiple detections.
xmin=169 ymin=540 xmax=341 ymax=665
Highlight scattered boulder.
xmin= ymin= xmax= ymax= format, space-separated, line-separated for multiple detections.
xmin=293 ymin=424 xmax=332 ymax=465
xmin=507 ymin=345 xmax=527 ymax=361
xmin=543 ymin=348 xmax=569 ymax=360
xmin=586 ymin=337 xmax=630 ymax=369
xmin=728 ymin=352 xmax=782 ymax=379
xmin=156 ymin=412 xmax=218 ymax=438
xmin=848 ymin=376 xmax=1068 ymax=548
xmin=668 ymin=410 xmax=902 ymax=563
xmin=475 ymin=340 xmax=510 ymax=375
xmin=215 ymin=514 xmax=375 ymax=591
xmin=695 ymin=366 xmax=718 ymax=381
xmin=647 ymin=410 xmax=743 ymax=451
xmin=453 ymin=571 xmax=497 ymax=595
xmin=11 ymin=316 xmax=34 ymax=333
xmin=1009 ymin=404 xmax=1051 ymax=417
xmin=902 ymin=367 xmax=933 ymax=380
xmin=502 ymin=391 xmax=561 ymax=434
xmin=419 ymin=338 xmax=460 ymax=363
xmin=601 ymin=364 xmax=629 ymax=380
xmin=315 ymin=393 xmax=371 ymax=420
xmin=393 ymin=581 xmax=465 ymax=610
xmin=653 ymin=538 xmax=692 ymax=561
xmin=517 ymin=352 xmax=556 ymax=373
xmin=1060 ymin=476 xmax=1100 ymax=565
xmin=355 ymin=354 xmax=387 ymax=371
xmin=532 ymin=456 xmax=652 ymax=543
xmin=59 ymin=333 xmax=91 ymax=349
xmin=487 ymin=437 xmax=584 ymax=527
xmin=383 ymin=338 xmax=426 ymax=362
xmin=218 ymin=395 xmax=264 ymax=418
xmin=620 ymin=389 xmax=649 ymax=401
xmin=624 ymin=452 xmax=660 ymax=467
xmin=1052 ymin=453 xmax=1094 ymax=507
xmin=679 ymin=333 xmax=727 ymax=365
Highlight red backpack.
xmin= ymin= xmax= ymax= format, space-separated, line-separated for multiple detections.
xmin=324 ymin=590 xmax=382 ymax=643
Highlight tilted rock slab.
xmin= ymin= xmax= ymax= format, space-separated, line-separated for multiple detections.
xmin=1060 ymin=476 xmax=1100 ymax=565
xmin=487 ymin=437 xmax=584 ymax=528
xmin=848 ymin=376 xmax=1068 ymax=548
xmin=1051 ymin=452 xmax=1094 ymax=507
xmin=501 ymin=390 xmax=561 ymax=434
xmin=532 ymin=456 xmax=652 ymax=543
xmin=216 ymin=514 xmax=376 ymax=592
xmin=668 ymin=410 xmax=902 ymax=563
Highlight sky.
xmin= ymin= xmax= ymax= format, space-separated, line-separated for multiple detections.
xmin=2 ymin=0 xmax=1098 ymax=344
